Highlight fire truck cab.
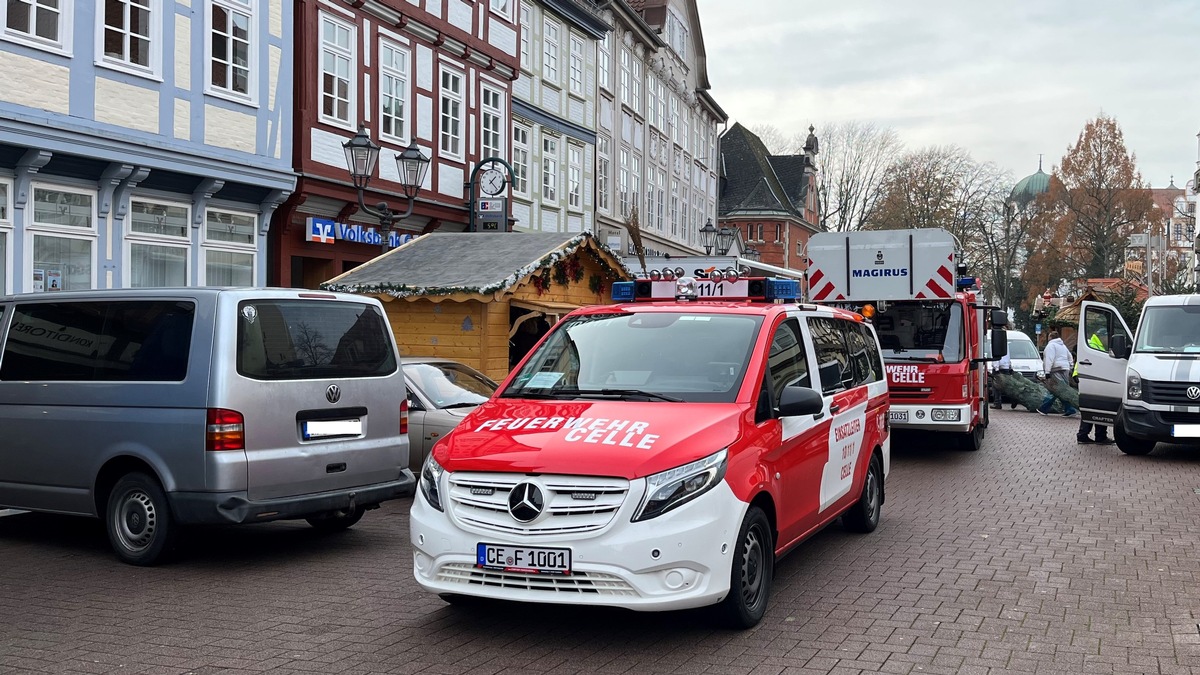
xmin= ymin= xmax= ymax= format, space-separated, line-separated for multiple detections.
xmin=807 ymin=229 xmax=1008 ymax=451
xmin=411 ymin=273 xmax=890 ymax=628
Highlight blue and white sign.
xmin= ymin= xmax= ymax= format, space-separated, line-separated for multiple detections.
xmin=478 ymin=199 xmax=504 ymax=213
xmin=305 ymin=217 xmax=417 ymax=248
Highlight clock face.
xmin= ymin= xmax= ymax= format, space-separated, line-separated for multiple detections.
xmin=480 ymin=167 xmax=507 ymax=195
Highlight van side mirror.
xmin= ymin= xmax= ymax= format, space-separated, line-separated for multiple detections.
xmin=990 ymin=309 xmax=1008 ymax=328
xmin=990 ymin=329 xmax=1007 ymax=359
xmin=1110 ymin=334 xmax=1131 ymax=359
xmin=779 ymin=386 xmax=824 ymax=417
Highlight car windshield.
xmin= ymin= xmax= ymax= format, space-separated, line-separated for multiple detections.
xmin=1135 ymin=305 xmax=1200 ymax=354
xmin=408 ymin=362 xmax=498 ymax=409
xmin=1007 ymin=340 xmax=1040 ymax=359
xmin=872 ymin=301 xmax=965 ymax=362
xmin=502 ymin=311 xmax=764 ymax=403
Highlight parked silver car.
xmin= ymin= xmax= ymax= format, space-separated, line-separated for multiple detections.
xmin=0 ymin=288 xmax=415 ymax=565
xmin=402 ymin=357 xmax=498 ymax=469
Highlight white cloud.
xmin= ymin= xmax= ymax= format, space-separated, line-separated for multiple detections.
xmin=698 ymin=0 xmax=1200 ymax=187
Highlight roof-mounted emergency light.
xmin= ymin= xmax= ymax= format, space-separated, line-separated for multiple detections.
xmin=611 ymin=277 xmax=800 ymax=303
xmin=956 ymin=276 xmax=979 ymax=290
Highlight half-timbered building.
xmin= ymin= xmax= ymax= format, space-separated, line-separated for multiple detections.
xmin=274 ymin=0 xmax=520 ymax=288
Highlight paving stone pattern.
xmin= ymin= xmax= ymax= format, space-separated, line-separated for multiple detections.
xmin=3 ymin=410 xmax=1200 ymax=674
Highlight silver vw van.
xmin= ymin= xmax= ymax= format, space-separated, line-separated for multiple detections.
xmin=0 ymin=288 xmax=415 ymax=565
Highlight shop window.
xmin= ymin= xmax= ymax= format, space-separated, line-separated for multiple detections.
xmin=128 ymin=199 xmax=190 ymax=287
xmin=203 ymin=209 xmax=256 ymax=286
xmin=29 ymin=185 xmax=95 ymax=292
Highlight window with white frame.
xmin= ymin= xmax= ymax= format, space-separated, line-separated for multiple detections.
xmin=645 ymin=166 xmax=655 ymax=229
xmin=541 ymin=135 xmax=559 ymax=202
xmin=618 ymin=147 xmax=629 ymax=216
xmin=128 ymin=198 xmax=189 ymax=287
xmin=29 ymin=185 xmax=96 ymax=291
xmin=319 ymin=13 xmax=354 ymax=127
xmin=4 ymin=0 xmax=65 ymax=49
xmin=542 ymin=19 xmax=559 ymax=84
xmin=209 ymin=0 xmax=252 ymax=97
xmin=669 ymin=96 xmax=680 ymax=145
xmin=489 ymin=0 xmax=512 ymax=20
xmin=567 ymin=144 xmax=582 ymax=210
xmin=439 ymin=67 xmax=464 ymax=158
xmin=631 ymin=59 xmax=642 ymax=112
xmin=519 ymin=5 xmax=530 ymax=68
xmin=102 ymin=0 xmax=154 ymax=70
xmin=597 ymin=135 xmax=610 ymax=212
xmin=670 ymin=179 xmax=679 ymax=236
xmin=512 ymin=123 xmax=530 ymax=195
xmin=598 ymin=32 xmax=610 ymax=91
xmin=656 ymin=169 xmax=665 ymax=230
xmin=757 ymin=223 xmax=765 ymax=242
xmin=203 ymin=209 xmax=255 ymax=286
xmin=481 ymin=86 xmax=504 ymax=160
xmin=379 ymin=40 xmax=409 ymax=142
xmin=619 ymin=48 xmax=630 ymax=102
xmin=569 ymin=35 xmax=583 ymax=95
xmin=681 ymin=109 xmax=690 ymax=154
xmin=646 ymin=74 xmax=658 ymax=128
xmin=666 ymin=11 xmax=687 ymax=57
xmin=631 ymin=155 xmax=641 ymax=219
xmin=0 ymin=181 xmax=9 ymax=294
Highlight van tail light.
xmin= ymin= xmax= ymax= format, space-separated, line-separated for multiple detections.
xmin=206 ymin=408 xmax=245 ymax=451
xmin=400 ymin=399 xmax=409 ymax=436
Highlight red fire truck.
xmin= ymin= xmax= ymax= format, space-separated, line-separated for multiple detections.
xmin=806 ymin=229 xmax=1007 ymax=450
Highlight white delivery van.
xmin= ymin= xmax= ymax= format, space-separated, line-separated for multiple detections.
xmin=1076 ymin=295 xmax=1200 ymax=455
xmin=986 ymin=329 xmax=1043 ymax=382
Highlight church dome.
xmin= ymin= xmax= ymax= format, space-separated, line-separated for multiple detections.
xmin=1010 ymin=166 xmax=1050 ymax=206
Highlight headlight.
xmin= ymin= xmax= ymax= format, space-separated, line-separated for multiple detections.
xmin=632 ymin=449 xmax=727 ymax=522
xmin=420 ymin=455 xmax=445 ymax=511
xmin=1037 ymin=370 xmax=1045 ymax=378
xmin=1127 ymin=369 xmax=1142 ymax=401
xmin=931 ymin=408 xmax=961 ymax=422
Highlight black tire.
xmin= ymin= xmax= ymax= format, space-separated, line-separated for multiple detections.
xmin=1114 ymin=420 xmax=1155 ymax=456
xmin=842 ymin=453 xmax=883 ymax=533
xmin=715 ymin=506 xmax=773 ymax=629
xmin=305 ymin=506 xmax=365 ymax=532
xmin=105 ymin=472 xmax=176 ymax=566
xmin=959 ymin=422 xmax=984 ymax=451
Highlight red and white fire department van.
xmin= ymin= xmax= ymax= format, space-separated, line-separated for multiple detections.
xmin=807 ymin=229 xmax=1007 ymax=451
xmin=410 ymin=275 xmax=890 ymax=627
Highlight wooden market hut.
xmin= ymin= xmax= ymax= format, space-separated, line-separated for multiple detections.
xmin=321 ymin=232 xmax=632 ymax=381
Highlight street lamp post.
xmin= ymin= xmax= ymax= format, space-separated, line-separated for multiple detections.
xmin=716 ymin=226 xmax=735 ymax=255
xmin=699 ymin=219 xmax=717 ymax=255
xmin=342 ymin=125 xmax=431 ymax=255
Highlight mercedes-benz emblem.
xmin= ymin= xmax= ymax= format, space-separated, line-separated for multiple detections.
xmin=508 ymin=482 xmax=544 ymax=523
xmin=326 ymin=384 xmax=341 ymax=404
xmin=1187 ymin=385 xmax=1200 ymax=401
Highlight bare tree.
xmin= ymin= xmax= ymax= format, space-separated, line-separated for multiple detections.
xmin=748 ymin=123 xmax=797 ymax=155
xmin=814 ymin=122 xmax=902 ymax=232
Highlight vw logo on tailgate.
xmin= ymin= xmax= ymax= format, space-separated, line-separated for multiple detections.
xmin=1187 ymin=385 xmax=1200 ymax=401
xmin=326 ymin=384 xmax=341 ymax=404
xmin=508 ymin=482 xmax=545 ymax=522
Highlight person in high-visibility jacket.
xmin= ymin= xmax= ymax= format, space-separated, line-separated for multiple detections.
xmin=1076 ymin=328 xmax=1111 ymax=444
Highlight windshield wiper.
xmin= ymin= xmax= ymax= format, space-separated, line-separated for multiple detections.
xmin=440 ymin=402 xmax=484 ymax=409
xmin=550 ymin=387 xmax=684 ymax=402
xmin=886 ymin=356 xmax=941 ymax=362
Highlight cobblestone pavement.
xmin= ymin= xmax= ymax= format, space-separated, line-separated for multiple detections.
xmin=4 ymin=409 xmax=1200 ymax=675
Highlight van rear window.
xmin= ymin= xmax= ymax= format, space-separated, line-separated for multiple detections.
xmin=236 ymin=300 xmax=397 ymax=380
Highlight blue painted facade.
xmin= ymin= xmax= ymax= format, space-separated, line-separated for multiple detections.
xmin=0 ymin=0 xmax=295 ymax=294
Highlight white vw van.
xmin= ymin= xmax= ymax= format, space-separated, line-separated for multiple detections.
xmin=1076 ymin=295 xmax=1200 ymax=455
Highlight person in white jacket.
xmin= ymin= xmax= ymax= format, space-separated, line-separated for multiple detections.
xmin=1038 ymin=331 xmax=1078 ymax=416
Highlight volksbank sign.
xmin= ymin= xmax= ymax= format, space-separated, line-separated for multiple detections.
xmin=304 ymin=217 xmax=418 ymax=248
xmin=852 ymin=268 xmax=910 ymax=277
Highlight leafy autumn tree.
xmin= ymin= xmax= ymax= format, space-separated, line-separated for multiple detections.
xmin=1027 ymin=115 xmax=1155 ymax=299
xmin=814 ymin=122 xmax=903 ymax=233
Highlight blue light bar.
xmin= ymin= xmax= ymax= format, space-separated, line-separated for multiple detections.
xmin=957 ymin=277 xmax=977 ymax=290
xmin=611 ymin=281 xmax=636 ymax=302
xmin=765 ymin=278 xmax=800 ymax=302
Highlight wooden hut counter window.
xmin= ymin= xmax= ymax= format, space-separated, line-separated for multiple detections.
xmin=322 ymin=232 xmax=633 ymax=382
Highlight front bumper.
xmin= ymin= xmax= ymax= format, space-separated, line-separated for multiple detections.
xmin=887 ymin=403 xmax=973 ymax=434
xmin=410 ymin=478 xmax=748 ymax=612
xmin=169 ymin=471 xmax=416 ymax=525
xmin=1120 ymin=406 xmax=1200 ymax=445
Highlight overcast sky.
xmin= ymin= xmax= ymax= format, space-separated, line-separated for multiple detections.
xmin=696 ymin=0 xmax=1200 ymax=189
